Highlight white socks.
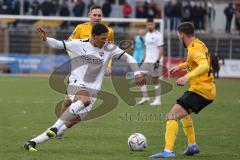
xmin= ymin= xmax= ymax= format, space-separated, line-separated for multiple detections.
xmin=141 ymin=85 xmax=148 ymax=98
xmin=52 ymin=100 xmax=84 ymax=130
xmin=57 ymin=124 xmax=69 ymax=136
xmin=31 ymin=130 xmax=50 ymax=144
xmin=154 ymin=84 xmax=161 ymax=102
xmin=30 ymin=124 xmax=69 ymax=144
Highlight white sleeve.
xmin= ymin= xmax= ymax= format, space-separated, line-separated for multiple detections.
xmin=156 ymin=32 xmax=164 ymax=46
xmin=112 ymin=46 xmax=140 ymax=75
xmin=46 ymin=37 xmax=65 ymax=49
xmin=46 ymin=37 xmax=76 ymax=51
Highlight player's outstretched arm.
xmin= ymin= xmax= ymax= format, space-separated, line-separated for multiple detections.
xmin=37 ymin=27 xmax=46 ymax=41
xmin=169 ymin=62 xmax=188 ymax=75
xmin=37 ymin=27 xmax=65 ymax=49
xmin=121 ymin=53 xmax=145 ymax=86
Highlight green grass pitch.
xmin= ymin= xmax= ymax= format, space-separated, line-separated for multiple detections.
xmin=0 ymin=76 xmax=239 ymax=160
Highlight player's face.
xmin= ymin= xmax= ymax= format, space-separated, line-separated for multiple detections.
xmin=146 ymin=22 xmax=155 ymax=32
xmin=178 ymin=32 xmax=187 ymax=48
xmin=89 ymin=9 xmax=102 ymax=25
xmin=93 ymin=33 xmax=108 ymax=47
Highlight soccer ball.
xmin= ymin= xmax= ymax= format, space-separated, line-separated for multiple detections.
xmin=128 ymin=133 xmax=147 ymax=151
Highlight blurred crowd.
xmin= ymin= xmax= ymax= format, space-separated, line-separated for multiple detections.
xmin=224 ymin=2 xmax=240 ymax=34
xmin=163 ymin=0 xmax=215 ymax=32
xmin=0 ymin=0 xmax=240 ymax=34
xmin=0 ymin=0 xmax=95 ymax=17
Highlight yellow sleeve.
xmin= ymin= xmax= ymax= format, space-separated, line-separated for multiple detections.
xmin=107 ymin=59 xmax=112 ymax=68
xmin=108 ymin=28 xmax=114 ymax=43
xmin=186 ymin=60 xmax=209 ymax=79
xmin=107 ymin=28 xmax=114 ymax=68
xmin=178 ymin=62 xmax=188 ymax=69
xmin=68 ymin=26 xmax=80 ymax=40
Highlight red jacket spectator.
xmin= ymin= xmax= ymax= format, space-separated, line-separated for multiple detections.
xmin=122 ymin=2 xmax=132 ymax=18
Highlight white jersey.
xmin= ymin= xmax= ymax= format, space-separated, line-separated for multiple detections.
xmin=144 ymin=30 xmax=164 ymax=63
xmin=46 ymin=38 xmax=138 ymax=92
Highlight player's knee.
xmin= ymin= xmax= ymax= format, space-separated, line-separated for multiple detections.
xmin=80 ymin=97 xmax=91 ymax=107
xmin=166 ymin=113 xmax=179 ymax=121
xmin=69 ymin=100 xmax=85 ymax=115
xmin=75 ymin=91 xmax=91 ymax=107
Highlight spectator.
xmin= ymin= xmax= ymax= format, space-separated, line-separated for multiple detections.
xmin=164 ymin=1 xmax=172 ymax=29
xmin=171 ymin=0 xmax=182 ymax=31
xmin=24 ymin=0 xmax=30 ymax=14
xmin=30 ymin=0 xmax=40 ymax=15
xmin=87 ymin=0 xmax=95 ymax=13
xmin=198 ymin=3 xmax=206 ymax=31
xmin=211 ymin=53 xmax=220 ymax=79
xmin=206 ymin=2 xmax=215 ymax=32
xmin=0 ymin=0 xmax=11 ymax=14
xmin=122 ymin=1 xmax=132 ymax=18
xmin=102 ymin=0 xmax=112 ymax=17
xmin=41 ymin=0 xmax=54 ymax=16
xmin=192 ymin=4 xmax=200 ymax=30
xmin=224 ymin=3 xmax=235 ymax=33
xmin=73 ymin=0 xmax=85 ymax=17
xmin=51 ymin=0 xmax=59 ymax=16
xmin=143 ymin=1 xmax=149 ymax=18
xmin=136 ymin=1 xmax=145 ymax=18
xmin=12 ymin=0 xmax=20 ymax=15
xmin=181 ymin=2 xmax=193 ymax=22
xmin=59 ymin=0 xmax=70 ymax=29
xmin=147 ymin=2 xmax=157 ymax=18
xmin=235 ymin=2 xmax=240 ymax=35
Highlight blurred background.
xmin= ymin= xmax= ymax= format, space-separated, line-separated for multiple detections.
xmin=0 ymin=0 xmax=239 ymax=78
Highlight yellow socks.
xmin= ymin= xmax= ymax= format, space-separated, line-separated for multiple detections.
xmin=181 ymin=115 xmax=196 ymax=145
xmin=165 ymin=120 xmax=179 ymax=151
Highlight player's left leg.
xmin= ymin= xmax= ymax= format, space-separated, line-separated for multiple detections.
xmin=24 ymin=96 xmax=73 ymax=151
xmin=181 ymin=115 xmax=200 ymax=155
xmin=149 ymin=76 xmax=161 ymax=106
xmin=149 ymin=104 xmax=188 ymax=158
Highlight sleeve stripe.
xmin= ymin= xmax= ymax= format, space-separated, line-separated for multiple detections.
xmin=117 ymin=51 xmax=125 ymax=60
xmin=62 ymin=40 xmax=67 ymax=51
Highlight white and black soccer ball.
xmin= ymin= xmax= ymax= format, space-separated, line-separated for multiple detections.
xmin=128 ymin=133 xmax=147 ymax=151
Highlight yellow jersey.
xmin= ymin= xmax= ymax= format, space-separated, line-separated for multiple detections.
xmin=69 ymin=22 xmax=114 ymax=42
xmin=179 ymin=39 xmax=216 ymax=100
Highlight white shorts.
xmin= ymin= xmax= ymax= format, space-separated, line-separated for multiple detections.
xmin=67 ymin=79 xmax=97 ymax=119
xmin=140 ymin=63 xmax=163 ymax=77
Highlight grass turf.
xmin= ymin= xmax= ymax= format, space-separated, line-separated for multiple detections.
xmin=0 ymin=76 xmax=239 ymax=160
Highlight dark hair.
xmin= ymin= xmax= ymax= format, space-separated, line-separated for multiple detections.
xmin=89 ymin=5 xmax=102 ymax=12
xmin=177 ymin=22 xmax=195 ymax=36
xmin=92 ymin=23 xmax=108 ymax=35
xmin=147 ymin=18 xmax=154 ymax=23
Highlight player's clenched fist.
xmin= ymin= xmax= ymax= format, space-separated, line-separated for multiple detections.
xmin=37 ymin=27 xmax=47 ymax=41
xmin=135 ymin=72 xmax=146 ymax=86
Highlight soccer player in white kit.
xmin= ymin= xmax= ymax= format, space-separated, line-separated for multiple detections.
xmin=23 ymin=23 xmax=145 ymax=151
xmin=138 ymin=18 xmax=164 ymax=106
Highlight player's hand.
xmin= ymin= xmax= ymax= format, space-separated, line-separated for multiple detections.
xmin=37 ymin=27 xmax=47 ymax=41
xmin=169 ymin=66 xmax=180 ymax=75
xmin=135 ymin=73 xmax=145 ymax=86
xmin=153 ymin=60 xmax=160 ymax=70
xmin=176 ymin=76 xmax=189 ymax=86
xmin=105 ymin=67 xmax=111 ymax=76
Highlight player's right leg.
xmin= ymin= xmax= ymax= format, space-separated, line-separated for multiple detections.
xmin=137 ymin=63 xmax=150 ymax=104
xmin=46 ymin=90 xmax=92 ymax=138
xmin=55 ymin=96 xmax=72 ymax=139
xmin=181 ymin=115 xmax=200 ymax=155
xmin=149 ymin=104 xmax=188 ymax=158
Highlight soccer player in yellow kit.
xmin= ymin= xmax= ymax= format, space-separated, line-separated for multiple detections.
xmin=69 ymin=5 xmax=114 ymax=76
xmin=57 ymin=5 xmax=114 ymax=138
xmin=69 ymin=5 xmax=114 ymax=43
xmin=149 ymin=22 xmax=216 ymax=158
